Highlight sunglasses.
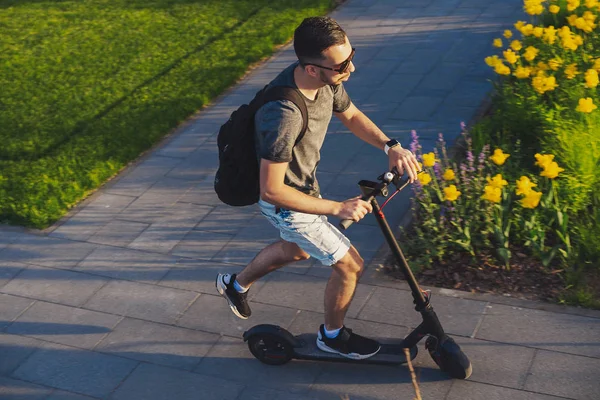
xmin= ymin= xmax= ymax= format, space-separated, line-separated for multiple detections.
xmin=304 ymin=48 xmax=356 ymax=74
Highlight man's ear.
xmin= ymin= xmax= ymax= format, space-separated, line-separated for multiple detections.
xmin=304 ymin=65 xmax=319 ymax=78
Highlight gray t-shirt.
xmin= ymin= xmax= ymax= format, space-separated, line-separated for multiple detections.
xmin=255 ymin=62 xmax=352 ymax=197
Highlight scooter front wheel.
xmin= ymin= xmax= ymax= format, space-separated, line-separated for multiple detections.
xmin=247 ymin=333 xmax=294 ymax=366
xmin=426 ymin=335 xmax=472 ymax=379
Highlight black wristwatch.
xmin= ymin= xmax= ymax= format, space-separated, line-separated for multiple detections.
xmin=384 ymin=139 xmax=401 ymax=155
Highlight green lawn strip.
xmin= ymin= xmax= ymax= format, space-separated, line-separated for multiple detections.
xmin=0 ymin=0 xmax=270 ymax=159
xmin=0 ymin=0 xmax=333 ymax=228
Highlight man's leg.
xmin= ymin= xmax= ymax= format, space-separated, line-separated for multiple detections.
xmin=317 ymin=245 xmax=380 ymax=360
xmin=236 ymin=239 xmax=310 ymax=288
xmin=216 ymin=239 xmax=309 ymax=319
xmin=324 ymin=245 xmax=363 ymax=330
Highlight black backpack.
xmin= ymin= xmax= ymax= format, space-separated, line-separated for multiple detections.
xmin=214 ymin=85 xmax=308 ymax=206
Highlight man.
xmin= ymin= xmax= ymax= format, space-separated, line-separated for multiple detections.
xmin=216 ymin=16 xmax=420 ymax=360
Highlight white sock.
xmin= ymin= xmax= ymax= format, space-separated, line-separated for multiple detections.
xmin=233 ymin=279 xmax=248 ymax=293
xmin=324 ymin=326 xmax=342 ymax=339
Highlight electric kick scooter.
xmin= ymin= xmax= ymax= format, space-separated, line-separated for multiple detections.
xmin=243 ymin=170 xmax=472 ymax=379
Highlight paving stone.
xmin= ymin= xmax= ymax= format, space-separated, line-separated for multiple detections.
xmin=1 ymin=264 xmax=108 ymax=307
xmin=154 ymin=123 xmax=217 ymax=159
xmin=176 ymin=176 xmax=221 ymax=206
xmin=447 ymin=380 xmax=561 ymax=400
xmin=165 ymin=144 xmax=218 ymax=182
xmin=0 ymin=376 xmax=52 ymax=399
xmin=12 ymin=344 xmax=137 ymax=397
xmin=212 ymin=237 xmax=278 ymax=266
xmin=50 ymin=193 xmax=137 ymax=241
xmin=12 ymin=341 xmax=137 ymax=398
xmin=358 ymin=287 xmax=487 ymax=337
xmin=128 ymin=203 xmax=212 ymax=254
xmin=177 ymin=293 xmax=297 ymax=338
xmin=95 ymin=317 xmax=219 ymax=370
xmin=236 ymin=386 xmax=315 ymax=400
xmin=76 ymin=246 xmax=175 ymax=284
xmin=45 ymin=390 xmax=97 ymax=399
xmin=476 ymin=304 xmax=600 ymax=358
xmin=170 ymin=229 xmax=233 ymax=261
xmin=317 ymin=134 xmax=366 ymax=174
xmin=83 ymin=280 xmax=198 ymax=325
xmin=0 ymin=260 xmax=27 ymax=289
xmin=119 ymin=176 xmax=198 ymax=223
xmin=192 ymin=205 xmax=258 ymax=236
xmin=103 ymin=155 xmax=182 ymax=197
xmin=392 ymin=95 xmax=444 ymax=121
xmin=5 ymin=301 xmax=119 ymax=350
xmin=87 ymin=219 xmax=149 ymax=247
xmin=0 ymin=333 xmax=46 ymax=375
xmin=110 ymin=363 xmax=243 ymax=400
xmin=0 ymin=235 xmax=97 ymax=269
xmin=524 ymin=350 xmax=600 ymax=399
xmin=158 ymin=258 xmax=269 ymax=296
xmin=194 ymin=335 xmax=321 ymax=394
xmin=252 ymin=271 xmax=374 ymax=319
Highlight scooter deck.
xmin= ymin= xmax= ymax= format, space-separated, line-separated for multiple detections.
xmin=292 ymin=333 xmax=418 ymax=365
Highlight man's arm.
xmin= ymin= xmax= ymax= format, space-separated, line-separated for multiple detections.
xmin=335 ymin=102 xmax=421 ymax=181
xmin=259 ymin=159 xmax=372 ymax=221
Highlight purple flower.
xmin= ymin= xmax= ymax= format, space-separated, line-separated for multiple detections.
xmin=410 ymin=130 xmax=420 ymax=154
xmin=467 ymin=150 xmax=475 ymax=172
xmin=478 ymin=144 xmax=490 ymax=173
xmin=460 ymin=162 xmax=470 ymax=185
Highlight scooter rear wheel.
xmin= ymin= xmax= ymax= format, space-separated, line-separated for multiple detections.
xmin=247 ymin=333 xmax=294 ymax=366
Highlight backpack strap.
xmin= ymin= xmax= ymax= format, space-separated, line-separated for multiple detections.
xmin=263 ymin=86 xmax=309 ymax=145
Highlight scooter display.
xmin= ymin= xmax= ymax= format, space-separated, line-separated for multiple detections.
xmin=243 ymin=171 xmax=472 ymax=379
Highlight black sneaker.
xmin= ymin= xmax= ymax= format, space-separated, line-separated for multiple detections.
xmin=316 ymin=325 xmax=381 ymax=360
xmin=215 ymin=273 xmax=251 ymax=319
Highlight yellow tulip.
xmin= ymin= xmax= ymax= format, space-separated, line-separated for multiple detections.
xmin=586 ymin=0 xmax=598 ymax=8
xmin=514 ymin=66 xmax=532 ymax=79
xmin=443 ymin=185 xmax=461 ymax=202
xmin=422 ymin=152 xmax=437 ymax=167
xmin=576 ymin=97 xmax=597 ymax=113
xmin=494 ymin=63 xmax=511 ymax=75
xmin=548 ymin=57 xmax=563 ymax=71
xmin=504 ymin=30 xmax=513 ymax=39
xmin=485 ymin=55 xmax=501 ymax=67
xmin=443 ymin=169 xmax=455 ymax=181
xmin=493 ymin=38 xmax=503 ymax=48
xmin=567 ymin=0 xmax=580 ymax=11
xmin=487 ymin=174 xmax=509 ymax=189
xmin=490 ymin=149 xmax=510 ymax=165
xmin=564 ymin=63 xmax=580 ymax=79
xmin=549 ymin=5 xmax=560 ymax=13
xmin=418 ymin=172 xmax=432 ymax=186
xmin=585 ymin=69 xmax=599 ymax=88
xmin=540 ymin=162 xmax=565 ymax=179
xmin=524 ymin=46 xmax=539 ymax=62
xmin=503 ymin=49 xmax=519 ymax=64
xmin=535 ymin=153 xmax=555 ymax=169
xmin=481 ymin=185 xmax=502 ymax=203
xmin=515 ymin=176 xmax=537 ymax=196
xmin=510 ymin=40 xmax=523 ymax=51
xmin=520 ymin=190 xmax=543 ymax=209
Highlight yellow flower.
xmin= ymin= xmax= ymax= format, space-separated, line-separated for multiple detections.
xmin=521 ymin=24 xmax=535 ymax=36
xmin=524 ymin=46 xmax=539 ymax=62
xmin=575 ymin=17 xmax=596 ymax=32
xmin=586 ymin=0 xmax=598 ymax=8
xmin=567 ymin=14 xmax=579 ymax=26
xmin=524 ymin=0 xmax=545 ymax=15
xmin=514 ymin=21 xmax=526 ymax=31
xmin=543 ymin=26 xmax=557 ymax=44
xmin=567 ymin=0 xmax=581 ymax=11
xmin=537 ymin=62 xmax=549 ymax=71
xmin=564 ymin=63 xmax=580 ymax=79
xmin=443 ymin=169 xmax=455 ymax=181
xmin=548 ymin=57 xmax=563 ymax=70
xmin=576 ymin=97 xmax=597 ymax=113
xmin=593 ymin=58 xmax=600 ymax=71
xmin=516 ymin=176 xmax=537 ymax=196
xmin=532 ymin=72 xmax=558 ymax=94
xmin=485 ymin=55 xmax=501 ymax=67
xmin=535 ymin=153 xmax=555 ymax=169
xmin=490 ymin=149 xmax=510 ymax=165
xmin=549 ymin=5 xmax=560 ymax=13
xmin=540 ymin=162 xmax=565 ymax=179
xmin=493 ymin=38 xmax=503 ymax=48
xmin=510 ymin=40 xmax=523 ymax=51
xmin=494 ymin=63 xmax=511 ymax=75
xmin=422 ymin=152 xmax=437 ymax=167
xmin=487 ymin=174 xmax=509 ymax=189
xmin=443 ymin=185 xmax=461 ymax=202
xmin=514 ymin=66 xmax=532 ymax=79
xmin=520 ymin=190 xmax=543 ymax=209
xmin=533 ymin=27 xmax=544 ymax=38
xmin=504 ymin=29 xmax=513 ymax=39
xmin=482 ymin=185 xmax=502 ymax=203
xmin=418 ymin=172 xmax=432 ymax=186
xmin=585 ymin=69 xmax=599 ymax=88
xmin=503 ymin=49 xmax=519 ymax=64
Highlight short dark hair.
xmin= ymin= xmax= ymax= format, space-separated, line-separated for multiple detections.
xmin=294 ymin=17 xmax=347 ymax=65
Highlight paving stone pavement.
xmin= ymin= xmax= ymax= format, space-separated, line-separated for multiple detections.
xmin=2 ymin=0 xmax=600 ymax=399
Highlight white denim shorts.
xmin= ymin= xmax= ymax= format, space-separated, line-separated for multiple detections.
xmin=259 ymin=199 xmax=351 ymax=266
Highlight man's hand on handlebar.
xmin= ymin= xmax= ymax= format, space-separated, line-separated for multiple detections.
xmin=388 ymin=146 xmax=421 ymax=182
xmin=334 ymin=196 xmax=373 ymax=222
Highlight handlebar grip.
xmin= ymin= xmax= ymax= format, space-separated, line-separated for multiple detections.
xmin=339 ymin=219 xmax=354 ymax=231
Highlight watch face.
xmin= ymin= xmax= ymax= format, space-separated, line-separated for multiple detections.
xmin=387 ymin=139 xmax=399 ymax=147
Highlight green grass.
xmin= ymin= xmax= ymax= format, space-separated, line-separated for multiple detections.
xmin=0 ymin=0 xmax=335 ymax=227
